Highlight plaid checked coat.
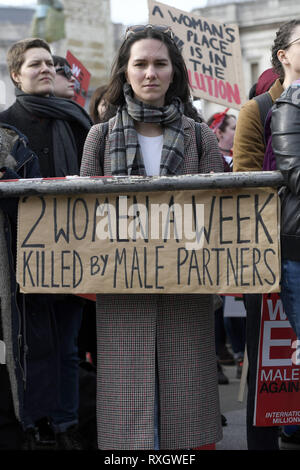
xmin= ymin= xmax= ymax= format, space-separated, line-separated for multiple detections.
xmin=80 ymin=115 xmax=224 ymax=450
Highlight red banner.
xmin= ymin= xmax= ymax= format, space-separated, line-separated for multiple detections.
xmin=254 ymin=293 xmax=300 ymax=426
xmin=66 ymin=50 xmax=91 ymax=107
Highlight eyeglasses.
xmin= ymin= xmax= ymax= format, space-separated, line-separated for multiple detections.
xmin=285 ymin=36 xmax=300 ymax=49
xmin=125 ymin=24 xmax=174 ymax=41
xmin=55 ymin=65 xmax=74 ymax=80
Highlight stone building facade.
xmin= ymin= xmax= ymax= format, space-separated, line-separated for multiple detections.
xmin=0 ymin=0 xmax=117 ymax=110
xmin=1 ymin=0 xmax=300 ymax=117
xmin=0 ymin=7 xmax=35 ymax=109
xmin=53 ymin=0 xmax=114 ymax=89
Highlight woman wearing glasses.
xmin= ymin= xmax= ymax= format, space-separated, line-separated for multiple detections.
xmin=0 ymin=38 xmax=92 ymax=449
xmin=81 ymin=24 xmax=224 ymax=450
xmin=53 ymin=55 xmax=76 ymax=99
xmin=269 ymin=20 xmax=300 ymax=447
xmin=233 ymin=20 xmax=300 ymax=450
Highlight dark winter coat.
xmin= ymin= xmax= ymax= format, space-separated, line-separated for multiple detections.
xmin=271 ymin=82 xmax=300 ymax=261
xmin=81 ymin=116 xmax=224 ymax=450
xmin=0 ymin=123 xmax=41 ymax=423
xmin=0 ymin=99 xmax=90 ymax=177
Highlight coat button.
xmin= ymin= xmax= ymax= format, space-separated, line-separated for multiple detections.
xmin=42 ymin=147 xmax=49 ymax=154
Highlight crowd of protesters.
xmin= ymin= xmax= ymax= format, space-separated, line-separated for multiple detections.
xmin=0 ymin=18 xmax=300 ymax=451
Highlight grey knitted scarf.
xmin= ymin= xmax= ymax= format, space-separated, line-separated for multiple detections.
xmin=109 ymin=83 xmax=185 ymax=176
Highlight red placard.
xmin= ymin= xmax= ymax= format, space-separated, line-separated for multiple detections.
xmin=66 ymin=50 xmax=91 ymax=107
xmin=76 ymin=294 xmax=96 ymax=302
xmin=254 ymin=293 xmax=300 ymax=426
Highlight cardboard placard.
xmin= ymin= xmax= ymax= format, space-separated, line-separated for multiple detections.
xmin=66 ymin=50 xmax=91 ymax=107
xmin=16 ymin=186 xmax=280 ymax=294
xmin=148 ymin=0 xmax=246 ymax=109
xmin=254 ymin=294 xmax=300 ymax=426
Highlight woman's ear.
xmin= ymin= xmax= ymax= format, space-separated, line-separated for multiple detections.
xmin=11 ymin=71 xmax=20 ymax=88
xmin=215 ymin=128 xmax=222 ymax=142
xmin=277 ymin=49 xmax=289 ymax=66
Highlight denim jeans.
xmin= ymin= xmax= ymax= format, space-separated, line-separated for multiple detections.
xmin=50 ymin=297 xmax=83 ymax=433
xmin=224 ymin=316 xmax=246 ymax=357
xmin=280 ymin=259 xmax=300 ymax=342
xmin=279 ymin=260 xmax=300 ymax=435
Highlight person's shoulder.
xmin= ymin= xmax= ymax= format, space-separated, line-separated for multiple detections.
xmin=90 ymin=118 xmax=114 ymax=134
xmin=269 ymin=78 xmax=284 ymax=102
xmin=0 ymin=102 xmax=27 ymax=129
xmin=240 ymin=97 xmax=260 ymax=113
xmin=182 ymin=114 xmax=194 ymax=128
xmin=0 ymin=103 xmax=16 ymax=120
xmin=236 ymin=98 xmax=262 ymax=128
xmin=86 ymin=119 xmax=115 ymax=145
xmin=182 ymin=115 xmax=208 ymax=131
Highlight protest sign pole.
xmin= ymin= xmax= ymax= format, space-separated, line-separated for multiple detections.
xmin=238 ymin=349 xmax=249 ymax=403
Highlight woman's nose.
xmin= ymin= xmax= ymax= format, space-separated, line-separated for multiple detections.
xmin=41 ymin=62 xmax=53 ymax=73
xmin=145 ymin=65 xmax=157 ymax=79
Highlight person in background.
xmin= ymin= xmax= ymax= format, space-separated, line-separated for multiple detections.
xmin=267 ymin=19 xmax=300 ymax=448
xmin=0 ymin=124 xmax=41 ymax=450
xmin=52 ymin=53 xmax=98 ymax=448
xmin=81 ymin=23 xmax=224 ymax=450
xmin=233 ymin=66 xmax=281 ymax=173
xmin=207 ymin=110 xmax=246 ymax=380
xmin=88 ymin=85 xmax=117 ymax=124
xmin=53 ymin=55 xmax=76 ymax=99
xmin=207 ymin=109 xmax=236 ymax=171
xmin=233 ymin=70 xmax=282 ymax=452
xmin=233 ymin=20 xmax=300 ymax=450
xmin=0 ymin=37 xmax=92 ymax=450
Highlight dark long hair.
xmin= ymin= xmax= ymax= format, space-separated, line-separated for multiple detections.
xmin=104 ymin=25 xmax=200 ymax=121
xmin=89 ymin=85 xmax=117 ymax=124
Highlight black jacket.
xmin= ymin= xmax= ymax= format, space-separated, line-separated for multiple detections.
xmin=271 ymin=82 xmax=300 ymax=261
xmin=0 ymin=100 xmax=89 ymax=177
xmin=0 ymin=123 xmax=41 ymax=425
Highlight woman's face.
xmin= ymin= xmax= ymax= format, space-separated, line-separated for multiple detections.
xmin=97 ymin=98 xmax=107 ymax=120
xmin=12 ymin=47 xmax=55 ymax=96
xmin=54 ymin=65 xmax=76 ymax=99
xmin=279 ymin=25 xmax=300 ymax=84
xmin=125 ymin=38 xmax=174 ymax=107
xmin=217 ymin=116 xmax=236 ymax=150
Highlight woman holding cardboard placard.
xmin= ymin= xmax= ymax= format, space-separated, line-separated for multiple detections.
xmin=80 ymin=24 xmax=224 ymax=450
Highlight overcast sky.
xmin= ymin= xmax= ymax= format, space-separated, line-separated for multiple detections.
xmin=0 ymin=0 xmax=207 ymax=24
